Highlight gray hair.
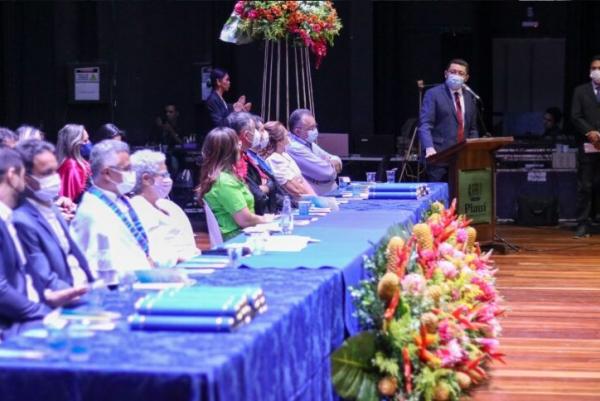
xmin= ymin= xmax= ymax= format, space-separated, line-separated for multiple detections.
xmin=56 ymin=124 xmax=86 ymax=165
xmin=90 ymin=139 xmax=130 ymax=180
xmin=0 ymin=127 xmax=17 ymax=147
xmin=130 ymin=149 xmax=166 ymax=194
xmin=288 ymin=108 xmax=313 ymax=132
xmin=15 ymin=139 xmax=56 ymax=174
xmin=16 ymin=125 xmax=44 ymax=142
xmin=225 ymin=112 xmax=254 ymax=136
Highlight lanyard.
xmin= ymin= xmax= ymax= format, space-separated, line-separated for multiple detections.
xmin=88 ymin=187 xmax=149 ymax=256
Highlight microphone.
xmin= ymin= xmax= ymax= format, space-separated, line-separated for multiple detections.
xmin=462 ymin=84 xmax=481 ymax=101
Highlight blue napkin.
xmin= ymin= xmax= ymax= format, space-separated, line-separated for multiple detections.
xmin=369 ymin=183 xmax=428 ymax=192
xmin=129 ymin=314 xmax=237 ymax=332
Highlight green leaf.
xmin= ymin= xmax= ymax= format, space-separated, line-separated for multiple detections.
xmin=331 ymin=332 xmax=379 ymax=401
xmin=373 ymin=351 xmax=400 ymax=377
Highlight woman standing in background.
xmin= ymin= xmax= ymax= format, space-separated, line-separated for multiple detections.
xmin=56 ymin=124 xmax=91 ymax=203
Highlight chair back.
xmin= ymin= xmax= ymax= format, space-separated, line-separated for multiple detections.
xmin=202 ymin=200 xmax=223 ymax=247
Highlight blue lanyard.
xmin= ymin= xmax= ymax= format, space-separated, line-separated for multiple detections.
xmin=88 ymin=187 xmax=149 ymax=256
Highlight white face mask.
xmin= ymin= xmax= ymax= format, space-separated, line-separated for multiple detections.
xmin=259 ymin=130 xmax=269 ymax=149
xmin=250 ymin=129 xmax=262 ymax=149
xmin=32 ymin=173 xmax=61 ymax=203
xmin=306 ymin=128 xmax=319 ymax=143
xmin=154 ymin=176 xmax=173 ymax=199
xmin=109 ymin=169 xmax=136 ymax=195
xmin=590 ymin=69 xmax=600 ymax=84
xmin=446 ymin=73 xmax=465 ymax=91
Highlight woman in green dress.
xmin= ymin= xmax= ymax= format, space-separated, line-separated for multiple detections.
xmin=197 ymin=127 xmax=272 ymax=240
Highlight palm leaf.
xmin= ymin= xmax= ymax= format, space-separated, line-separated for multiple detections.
xmin=331 ymin=331 xmax=379 ymax=401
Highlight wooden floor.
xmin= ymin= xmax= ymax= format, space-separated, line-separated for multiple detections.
xmin=471 ymin=223 xmax=600 ymax=401
xmin=195 ymin=224 xmax=600 ymax=400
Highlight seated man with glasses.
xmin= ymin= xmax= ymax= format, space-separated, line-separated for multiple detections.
xmin=71 ymin=140 xmax=153 ymax=277
xmin=418 ymin=58 xmax=479 ymax=182
xmin=129 ymin=149 xmax=199 ymax=267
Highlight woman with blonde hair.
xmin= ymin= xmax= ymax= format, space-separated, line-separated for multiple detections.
xmin=197 ymin=127 xmax=271 ymax=241
xmin=263 ymin=121 xmax=316 ymax=199
xmin=56 ymin=124 xmax=91 ymax=202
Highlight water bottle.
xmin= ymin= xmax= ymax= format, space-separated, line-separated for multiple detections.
xmin=96 ymin=234 xmax=119 ymax=290
xmin=281 ymin=196 xmax=294 ymax=235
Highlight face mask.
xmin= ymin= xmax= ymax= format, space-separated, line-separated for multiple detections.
xmin=32 ymin=173 xmax=61 ymax=203
xmin=250 ymin=129 xmax=261 ymax=149
xmin=259 ymin=131 xmax=269 ymax=149
xmin=446 ymin=74 xmax=465 ymax=91
xmin=109 ymin=169 xmax=136 ymax=195
xmin=590 ymin=69 xmax=600 ymax=84
xmin=154 ymin=176 xmax=173 ymax=199
xmin=80 ymin=142 xmax=93 ymax=159
xmin=306 ymin=128 xmax=319 ymax=143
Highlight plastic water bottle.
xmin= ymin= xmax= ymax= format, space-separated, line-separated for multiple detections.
xmin=281 ymin=196 xmax=294 ymax=235
xmin=96 ymin=234 xmax=119 ymax=290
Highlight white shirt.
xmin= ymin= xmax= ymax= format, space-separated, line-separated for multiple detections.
xmin=130 ymin=196 xmax=199 ymax=267
xmin=266 ymin=152 xmax=304 ymax=186
xmin=0 ymin=200 xmax=38 ymax=302
xmin=70 ymin=188 xmax=152 ymax=277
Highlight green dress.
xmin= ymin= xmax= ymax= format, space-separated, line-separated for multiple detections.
xmin=204 ymin=171 xmax=255 ymax=241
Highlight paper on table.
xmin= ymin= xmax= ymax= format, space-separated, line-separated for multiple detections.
xmin=243 ymin=222 xmax=282 ymax=234
xmin=583 ymin=143 xmax=600 ymax=153
xmin=264 ymin=235 xmax=312 ymax=252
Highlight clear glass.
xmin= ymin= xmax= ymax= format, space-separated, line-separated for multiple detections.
xmin=366 ymin=171 xmax=376 ymax=184
xmin=386 ymin=169 xmax=396 ymax=183
xmin=298 ymin=200 xmax=311 ymax=216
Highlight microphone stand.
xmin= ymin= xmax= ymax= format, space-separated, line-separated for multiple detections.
xmin=399 ymin=80 xmax=426 ymax=182
xmin=473 ymin=92 xmax=491 ymax=138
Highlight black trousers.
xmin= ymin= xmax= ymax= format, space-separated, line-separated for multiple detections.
xmin=575 ymin=151 xmax=600 ymax=224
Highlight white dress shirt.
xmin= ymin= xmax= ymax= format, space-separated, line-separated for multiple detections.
xmin=70 ymin=188 xmax=152 ymax=277
xmin=130 ymin=196 xmax=199 ymax=267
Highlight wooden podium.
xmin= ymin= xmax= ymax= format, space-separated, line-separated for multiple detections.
xmin=427 ymin=137 xmax=514 ymax=244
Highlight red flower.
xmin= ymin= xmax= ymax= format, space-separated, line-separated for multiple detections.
xmin=234 ymin=1 xmax=245 ymax=16
xmin=247 ymin=10 xmax=258 ymax=20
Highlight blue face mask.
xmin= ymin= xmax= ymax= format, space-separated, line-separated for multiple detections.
xmin=80 ymin=142 xmax=93 ymax=159
xmin=306 ymin=128 xmax=319 ymax=143
xmin=446 ymin=74 xmax=465 ymax=91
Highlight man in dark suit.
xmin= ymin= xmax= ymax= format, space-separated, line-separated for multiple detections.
xmin=570 ymin=55 xmax=600 ymax=238
xmin=226 ymin=112 xmax=284 ymax=214
xmin=13 ymin=140 xmax=93 ymax=299
xmin=205 ymin=68 xmax=251 ymax=128
xmin=0 ymin=147 xmax=85 ymax=338
xmin=418 ymin=58 xmax=479 ymax=182
xmin=0 ymin=148 xmax=49 ymax=338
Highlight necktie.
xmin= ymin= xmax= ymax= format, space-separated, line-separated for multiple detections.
xmin=454 ymin=91 xmax=464 ymax=142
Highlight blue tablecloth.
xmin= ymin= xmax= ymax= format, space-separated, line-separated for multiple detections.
xmin=0 ymin=183 xmax=448 ymax=401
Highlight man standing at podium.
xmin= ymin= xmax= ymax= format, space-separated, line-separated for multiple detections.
xmin=571 ymin=55 xmax=600 ymax=238
xmin=418 ymin=59 xmax=479 ymax=182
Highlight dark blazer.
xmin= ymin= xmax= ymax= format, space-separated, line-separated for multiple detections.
xmin=243 ymin=152 xmax=284 ymax=215
xmin=13 ymin=200 xmax=93 ymax=298
xmin=571 ymin=82 xmax=600 ymax=145
xmin=205 ymin=90 xmax=234 ymax=128
xmin=0 ymin=219 xmax=48 ymax=335
xmin=418 ymin=84 xmax=479 ymax=152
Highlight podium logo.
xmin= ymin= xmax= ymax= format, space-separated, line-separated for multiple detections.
xmin=468 ymin=182 xmax=482 ymax=201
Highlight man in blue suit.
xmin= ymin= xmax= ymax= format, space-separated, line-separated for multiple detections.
xmin=0 ymin=147 xmax=50 ymax=338
xmin=13 ymin=140 xmax=92 ymax=302
xmin=418 ymin=58 xmax=479 ymax=182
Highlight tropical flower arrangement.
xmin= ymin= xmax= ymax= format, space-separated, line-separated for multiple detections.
xmin=221 ymin=1 xmax=342 ymax=68
xmin=332 ymin=200 xmax=504 ymax=401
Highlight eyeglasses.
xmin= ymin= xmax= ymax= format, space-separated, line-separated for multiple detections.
xmin=109 ymin=165 xmax=132 ymax=173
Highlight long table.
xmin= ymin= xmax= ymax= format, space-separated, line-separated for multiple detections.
xmin=0 ymin=183 xmax=448 ymax=401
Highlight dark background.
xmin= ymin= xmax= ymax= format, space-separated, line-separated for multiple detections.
xmin=1 ymin=1 xmax=600 ymax=148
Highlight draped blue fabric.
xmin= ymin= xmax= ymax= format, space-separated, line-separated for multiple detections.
xmin=0 ymin=183 xmax=448 ymax=401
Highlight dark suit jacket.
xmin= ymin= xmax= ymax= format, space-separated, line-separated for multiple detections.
xmin=0 ymin=219 xmax=48 ymax=335
xmin=205 ymin=90 xmax=234 ymax=128
xmin=571 ymin=82 xmax=600 ymax=145
xmin=13 ymin=200 xmax=93 ymax=299
xmin=243 ymin=152 xmax=284 ymax=215
xmin=418 ymin=84 xmax=479 ymax=152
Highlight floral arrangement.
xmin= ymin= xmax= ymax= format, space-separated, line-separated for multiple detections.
xmin=332 ymin=200 xmax=504 ymax=401
xmin=221 ymin=1 xmax=342 ymax=68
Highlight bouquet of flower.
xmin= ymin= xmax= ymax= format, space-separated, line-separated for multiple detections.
xmin=332 ymin=200 xmax=504 ymax=401
xmin=220 ymin=1 xmax=342 ymax=68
